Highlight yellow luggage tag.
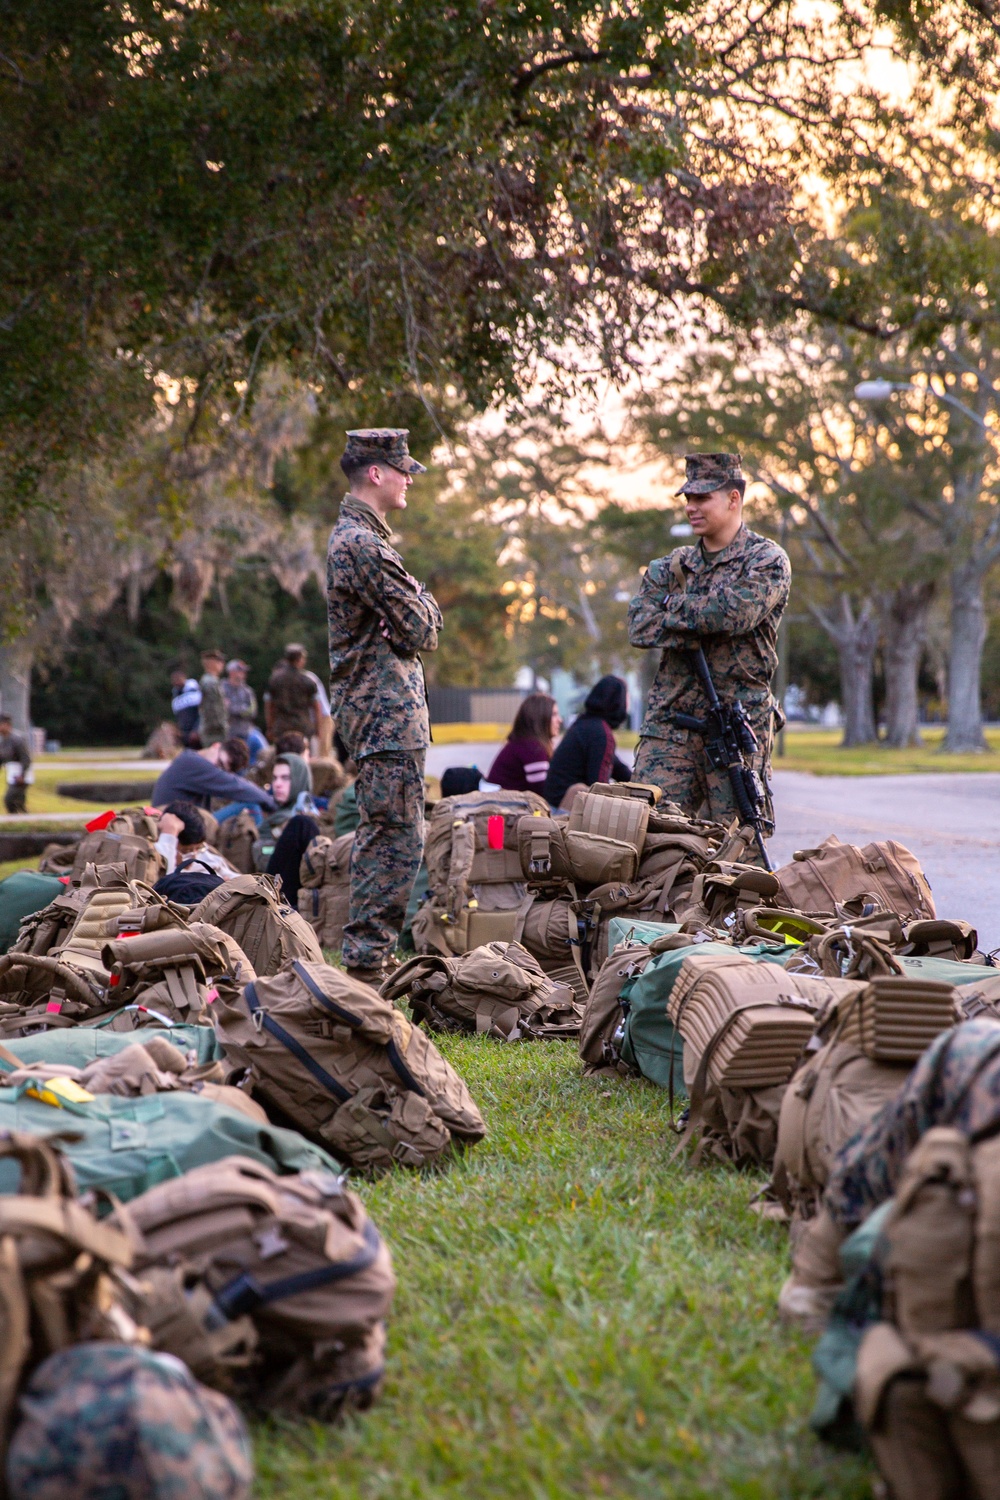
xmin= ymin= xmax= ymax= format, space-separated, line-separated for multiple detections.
xmin=25 ymin=1078 xmax=95 ymax=1108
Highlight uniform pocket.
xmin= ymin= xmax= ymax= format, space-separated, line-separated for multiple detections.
xmin=358 ymin=756 xmax=423 ymax=828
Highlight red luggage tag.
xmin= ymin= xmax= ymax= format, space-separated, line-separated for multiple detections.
xmin=84 ymin=809 xmax=117 ymax=833
xmin=487 ymin=815 xmax=504 ymax=851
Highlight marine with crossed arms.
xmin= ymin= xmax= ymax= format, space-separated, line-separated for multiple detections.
xmin=627 ymin=452 xmax=790 ymax=832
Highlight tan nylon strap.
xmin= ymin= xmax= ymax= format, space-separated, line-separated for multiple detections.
xmin=512 ymin=892 xmax=536 ymax=945
xmin=670 ymin=551 xmax=688 ymax=593
xmin=0 ymin=1234 xmax=30 ymax=1462
xmin=0 ymin=1198 xmax=134 ymax=1267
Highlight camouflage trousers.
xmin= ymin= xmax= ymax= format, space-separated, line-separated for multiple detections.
xmin=632 ymin=708 xmax=776 ymax=829
xmin=342 ymin=750 xmax=426 ymax=971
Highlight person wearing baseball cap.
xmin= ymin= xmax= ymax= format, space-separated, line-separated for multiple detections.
xmin=326 ymin=427 xmax=442 ymax=984
xmin=627 ymin=451 xmax=790 ymax=839
xmin=222 ymin=658 xmax=259 ymax=747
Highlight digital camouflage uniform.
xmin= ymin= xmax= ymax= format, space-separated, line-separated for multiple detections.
xmin=6 ymin=1341 xmax=252 ymax=1500
xmin=197 ymin=671 xmax=229 ymax=747
xmin=628 ymin=453 xmax=790 ymax=828
xmin=326 ymin=429 xmax=442 ymax=974
xmin=824 ymin=1019 xmax=1000 ymax=1229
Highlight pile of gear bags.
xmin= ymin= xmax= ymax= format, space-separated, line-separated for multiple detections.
xmin=1 ymin=777 xmax=999 ymax=1495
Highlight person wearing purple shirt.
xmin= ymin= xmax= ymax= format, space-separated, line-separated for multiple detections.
xmin=488 ymin=694 xmax=561 ymax=793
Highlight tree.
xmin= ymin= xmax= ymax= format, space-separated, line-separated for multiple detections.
xmin=631 ymin=328 xmax=945 ymax=747
xmin=2 ymin=0 xmax=893 ymax=521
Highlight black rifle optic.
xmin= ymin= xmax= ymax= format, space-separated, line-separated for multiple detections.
xmin=671 ymin=645 xmax=774 ymax=871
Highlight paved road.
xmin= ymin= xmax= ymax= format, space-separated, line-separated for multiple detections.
xmin=771 ymin=771 xmax=1000 ymax=951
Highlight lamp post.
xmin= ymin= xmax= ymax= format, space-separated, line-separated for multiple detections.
xmin=853 ymin=379 xmax=989 ymax=433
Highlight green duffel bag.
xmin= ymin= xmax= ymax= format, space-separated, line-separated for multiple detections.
xmin=0 ymin=870 xmax=65 ymax=952
xmin=0 ymin=1088 xmax=340 ymax=1202
xmin=0 ymin=1021 xmax=223 ymax=1071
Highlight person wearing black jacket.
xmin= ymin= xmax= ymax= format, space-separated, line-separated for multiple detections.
xmin=543 ymin=676 xmax=631 ymax=810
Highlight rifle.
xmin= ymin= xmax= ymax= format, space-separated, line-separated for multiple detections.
xmin=671 ymin=645 xmax=774 ymax=871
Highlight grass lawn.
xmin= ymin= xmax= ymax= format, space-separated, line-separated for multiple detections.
xmin=773 ymin=725 xmax=1000 ymax=776
xmin=256 ymin=1040 xmax=870 ymax=1499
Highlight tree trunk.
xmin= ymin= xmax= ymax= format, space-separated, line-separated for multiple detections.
xmin=881 ymin=581 xmax=934 ymax=749
xmin=0 ymin=641 xmax=33 ymax=733
xmin=812 ymin=595 xmax=879 ymax=747
xmin=945 ymin=559 xmax=988 ymax=752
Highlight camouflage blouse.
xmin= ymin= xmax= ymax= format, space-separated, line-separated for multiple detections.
xmin=326 ymin=496 xmax=442 ymax=760
xmin=627 ymin=524 xmax=790 ymax=731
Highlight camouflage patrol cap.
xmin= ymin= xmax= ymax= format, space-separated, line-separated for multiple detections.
xmin=7 ymin=1342 xmax=253 ymax=1500
xmin=342 ymin=428 xmax=426 ymax=475
xmin=676 ymin=452 xmax=743 ymax=496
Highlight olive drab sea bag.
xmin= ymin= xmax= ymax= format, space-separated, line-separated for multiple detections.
xmin=190 ymin=874 xmax=323 ymax=977
xmin=118 ymin=1155 xmax=396 ymax=1417
xmin=212 ymin=960 xmax=486 ymax=1173
xmin=384 ymin=941 xmax=583 ymax=1041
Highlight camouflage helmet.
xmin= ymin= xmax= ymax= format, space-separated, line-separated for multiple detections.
xmin=676 ymin=452 xmax=743 ymax=496
xmin=6 ymin=1342 xmax=253 ymax=1500
xmin=341 ymin=428 xmax=426 ymax=476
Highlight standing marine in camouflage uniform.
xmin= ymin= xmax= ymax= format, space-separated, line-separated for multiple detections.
xmin=628 ymin=452 xmax=790 ymax=830
xmin=326 ymin=429 xmax=442 ymax=984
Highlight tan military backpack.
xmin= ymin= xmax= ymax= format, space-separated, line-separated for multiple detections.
xmin=69 ymin=815 xmax=166 ymax=887
xmin=190 ymin=873 xmax=322 ymax=977
xmin=384 ymin=941 xmax=583 ymax=1041
xmin=773 ymin=834 xmax=935 ymax=921
xmin=297 ymin=833 xmax=354 ymax=951
xmin=214 ymin=809 xmax=259 ymax=875
xmin=119 ymin=1155 xmax=395 ymax=1417
xmin=0 ymin=1131 xmax=142 ymax=1460
xmin=418 ymin=788 xmax=548 ymax=953
xmin=213 ymin=960 xmax=486 ymax=1172
xmin=578 ymin=942 xmax=653 ymax=1076
xmin=853 ymin=1128 xmax=1000 ymax=1499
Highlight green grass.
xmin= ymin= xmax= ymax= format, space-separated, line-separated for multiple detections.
xmin=256 ymin=1041 xmax=871 ymax=1499
xmin=774 ymin=725 xmax=1000 ymax=775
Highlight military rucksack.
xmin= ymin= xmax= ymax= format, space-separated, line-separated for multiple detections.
xmin=297 ymin=833 xmax=353 ymax=951
xmin=772 ymin=976 xmax=960 ymax=1223
xmin=773 ymin=834 xmax=935 ymax=922
xmin=214 ymin=810 xmax=258 ymax=876
xmin=384 ymin=941 xmax=583 ymax=1041
xmin=69 ymin=816 xmax=166 ymax=887
xmin=578 ymin=941 xmax=654 ymax=1076
xmin=119 ymin=1154 xmax=396 ymax=1418
xmin=0 ymin=1131 xmax=141 ymax=1464
xmin=190 ymin=874 xmax=323 ymax=977
xmin=212 ymin=960 xmax=487 ymax=1173
xmin=846 ymin=1129 xmax=1000 ymax=1499
xmin=418 ymin=788 xmax=548 ymax=954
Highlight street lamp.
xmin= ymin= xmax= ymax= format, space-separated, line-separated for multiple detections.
xmin=853 ymin=379 xmax=989 ymax=433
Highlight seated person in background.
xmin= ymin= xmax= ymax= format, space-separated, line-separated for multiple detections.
xmin=154 ymin=801 xmax=240 ymax=880
xmin=543 ymin=675 xmax=631 ymax=812
xmin=440 ymin=767 xmax=482 ymax=798
xmin=261 ymin=753 xmax=320 ymax=906
xmin=487 ymin=693 xmax=560 ymax=793
xmin=246 ymin=730 xmax=310 ymax=789
xmin=151 ymin=738 xmax=275 ymax=819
